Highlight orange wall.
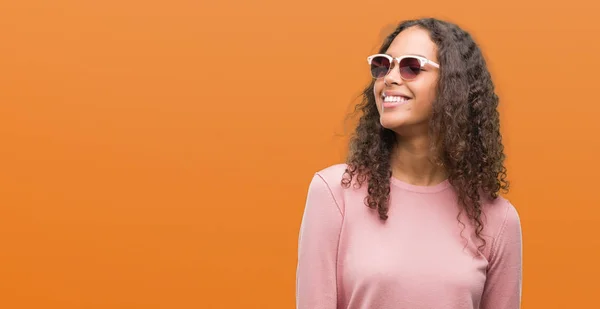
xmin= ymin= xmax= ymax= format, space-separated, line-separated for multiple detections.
xmin=1 ymin=0 xmax=599 ymax=308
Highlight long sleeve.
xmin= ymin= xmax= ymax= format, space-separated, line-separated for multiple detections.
xmin=480 ymin=203 xmax=523 ymax=309
xmin=296 ymin=173 xmax=344 ymax=309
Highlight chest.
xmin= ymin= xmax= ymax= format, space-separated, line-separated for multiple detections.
xmin=337 ymin=200 xmax=489 ymax=300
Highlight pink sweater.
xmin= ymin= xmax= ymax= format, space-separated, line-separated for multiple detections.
xmin=296 ymin=164 xmax=522 ymax=309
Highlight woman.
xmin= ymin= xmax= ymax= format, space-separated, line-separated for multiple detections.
xmin=296 ymin=18 xmax=522 ymax=309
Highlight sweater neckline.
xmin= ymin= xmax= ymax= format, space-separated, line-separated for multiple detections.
xmin=390 ymin=176 xmax=451 ymax=193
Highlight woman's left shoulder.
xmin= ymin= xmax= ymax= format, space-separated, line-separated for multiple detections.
xmin=480 ymin=195 xmax=522 ymax=237
xmin=482 ymin=195 xmax=521 ymax=217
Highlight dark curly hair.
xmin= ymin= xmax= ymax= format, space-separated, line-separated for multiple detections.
xmin=342 ymin=18 xmax=509 ymax=250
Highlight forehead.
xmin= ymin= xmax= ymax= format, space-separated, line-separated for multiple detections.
xmin=385 ymin=26 xmax=438 ymax=61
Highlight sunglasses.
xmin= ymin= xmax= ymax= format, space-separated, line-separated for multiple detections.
xmin=366 ymin=54 xmax=440 ymax=80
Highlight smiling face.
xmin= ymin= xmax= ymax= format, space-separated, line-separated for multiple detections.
xmin=373 ymin=26 xmax=440 ymax=136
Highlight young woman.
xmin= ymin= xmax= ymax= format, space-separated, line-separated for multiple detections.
xmin=296 ymin=18 xmax=522 ymax=309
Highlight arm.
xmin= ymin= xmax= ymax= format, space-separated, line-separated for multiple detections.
xmin=480 ymin=203 xmax=523 ymax=309
xmin=296 ymin=173 xmax=343 ymax=309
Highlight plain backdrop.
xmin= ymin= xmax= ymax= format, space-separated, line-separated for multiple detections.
xmin=1 ymin=0 xmax=599 ymax=308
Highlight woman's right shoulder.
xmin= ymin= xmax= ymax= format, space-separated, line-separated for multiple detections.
xmin=313 ymin=163 xmax=349 ymax=186
xmin=305 ymin=163 xmax=350 ymax=212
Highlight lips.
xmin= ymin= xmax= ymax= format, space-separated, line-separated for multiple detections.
xmin=382 ymin=91 xmax=412 ymax=100
xmin=383 ymin=95 xmax=410 ymax=103
xmin=380 ymin=91 xmax=412 ymax=110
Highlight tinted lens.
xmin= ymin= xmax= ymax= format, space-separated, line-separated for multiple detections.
xmin=398 ymin=57 xmax=422 ymax=80
xmin=370 ymin=56 xmax=390 ymax=78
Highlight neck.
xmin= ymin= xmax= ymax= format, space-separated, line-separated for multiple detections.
xmin=390 ymin=134 xmax=447 ymax=186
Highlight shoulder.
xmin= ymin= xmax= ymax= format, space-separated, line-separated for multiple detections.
xmin=480 ymin=195 xmax=522 ymax=254
xmin=481 ymin=196 xmax=521 ymax=232
xmin=314 ymin=163 xmax=348 ymax=185
xmin=306 ymin=163 xmax=349 ymax=213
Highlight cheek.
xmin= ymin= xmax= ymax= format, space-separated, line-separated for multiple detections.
xmin=420 ymin=89 xmax=436 ymax=107
xmin=413 ymin=82 xmax=438 ymax=111
xmin=373 ymin=80 xmax=384 ymax=97
xmin=373 ymin=80 xmax=385 ymax=108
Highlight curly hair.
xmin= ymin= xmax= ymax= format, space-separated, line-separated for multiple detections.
xmin=342 ymin=18 xmax=509 ymax=250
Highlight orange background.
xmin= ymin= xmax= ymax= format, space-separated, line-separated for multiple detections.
xmin=1 ymin=0 xmax=599 ymax=308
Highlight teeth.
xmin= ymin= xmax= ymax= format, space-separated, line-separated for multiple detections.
xmin=383 ymin=95 xmax=409 ymax=103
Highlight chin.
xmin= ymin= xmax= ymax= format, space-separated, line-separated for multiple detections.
xmin=379 ymin=114 xmax=408 ymax=130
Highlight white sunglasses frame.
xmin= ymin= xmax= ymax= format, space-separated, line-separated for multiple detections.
xmin=366 ymin=54 xmax=440 ymax=79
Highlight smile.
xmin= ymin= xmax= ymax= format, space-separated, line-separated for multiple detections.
xmin=383 ymin=95 xmax=410 ymax=103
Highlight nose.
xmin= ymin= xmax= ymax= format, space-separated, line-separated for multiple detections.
xmin=383 ymin=61 xmax=403 ymax=86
